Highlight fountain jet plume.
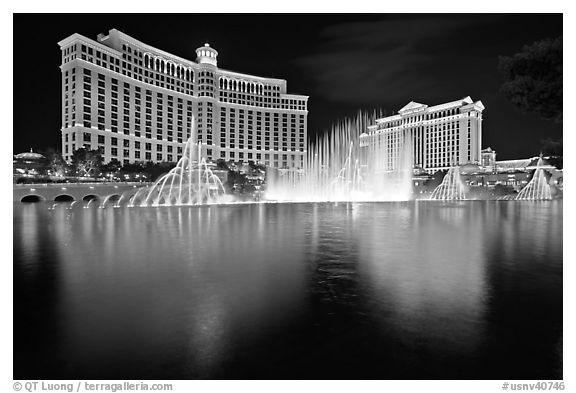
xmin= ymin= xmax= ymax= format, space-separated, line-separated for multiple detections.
xmin=266 ymin=110 xmax=414 ymax=202
xmin=515 ymin=156 xmax=552 ymax=200
xmin=127 ymin=115 xmax=226 ymax=207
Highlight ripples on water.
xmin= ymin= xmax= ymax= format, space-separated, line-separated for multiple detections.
xmin=14 ymin=201 xmax=562 ymax=379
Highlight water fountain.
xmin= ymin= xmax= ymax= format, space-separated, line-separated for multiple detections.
xmin=81 ymin=115 xmax=227 ymax=209
xmin=515 ymin=156 xmax=552 ymax=200
xmin=99 ymin=194 xmax=118 ymax=208
xmin=95 ymin=115 xmax=226 ymax=208
xmin=429 ymin=165 xmax=467 ymax=200
xmin=80 ymin=110 xmax=555 ymax=207
xmin=265 ymin=111 xmax=414 ymax=202
xmin=126 ymin=141 xmax=225 ymax=207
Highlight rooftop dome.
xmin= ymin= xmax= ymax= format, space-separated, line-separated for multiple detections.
xmin=15 ymin=149 xmax=45 ymax=161
xmin=195 ymin=43 xmax=218 ymax=66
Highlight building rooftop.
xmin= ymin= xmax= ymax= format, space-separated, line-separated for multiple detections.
xmin=398 ymin=101 xmax=428 ymax=114
xmin=495 ymin=157 xmax=556 ymax=170
xmin=15 ymin=149 xmax=45 ymax=161
xmin=375 ymin=96 xmax=484 ymax=124
xmin=460 ymin=163 xmax=483 ymax=174
xmin=59 ymin=28 xmax=310 ymax=99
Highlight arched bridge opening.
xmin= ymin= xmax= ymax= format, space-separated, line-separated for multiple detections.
xmin=107 ymin=194 xmax=121 ymax=202
xmin=82 ymin=194 xmax=100 ymax=202
xmin=21 ymin=195 xmax=45 ymax=203
xmin=54 ymin=194 xmax=75 ymax=202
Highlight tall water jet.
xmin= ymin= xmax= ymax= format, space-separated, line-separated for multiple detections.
xmin=515 ymin=156 xmax=552 ymax=200
xmin=430 ymin=165 xmax=467 ymax=200
xmin=128 ymin=116 xmax=226 ymax=207
xmin=266 ymin=111 xmax=414 ymax=202
xmin=360 ymin=120 xmax=414 ymax=201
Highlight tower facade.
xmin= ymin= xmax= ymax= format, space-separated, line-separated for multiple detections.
xmin=362 ymin=97 xmax=484 ymax=173
xmin=58 ymin=29 xmax=308 ymax=169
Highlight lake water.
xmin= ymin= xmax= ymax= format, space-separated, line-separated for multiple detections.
xmin=13 ymin=200 xmax=563 ymax=379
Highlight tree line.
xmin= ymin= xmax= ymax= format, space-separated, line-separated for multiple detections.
xmin=15 ymin=147 xmax=177 ymax=183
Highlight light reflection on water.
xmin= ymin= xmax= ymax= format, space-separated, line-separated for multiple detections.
xmin=14 ymin=201 xmax=562 ymax=379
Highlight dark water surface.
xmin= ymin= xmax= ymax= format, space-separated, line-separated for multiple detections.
xmin=14 ymin=201 xmax=562 ymax=379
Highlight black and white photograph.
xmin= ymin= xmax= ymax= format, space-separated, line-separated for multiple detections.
xmin=9 ymin=6 xmax=568 ymax=389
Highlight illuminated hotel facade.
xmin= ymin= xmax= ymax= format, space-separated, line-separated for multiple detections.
xmin=361 ymin=97 xmax=484 ymax=173
xmin=58 ymin=29 xmax=308 ymax=168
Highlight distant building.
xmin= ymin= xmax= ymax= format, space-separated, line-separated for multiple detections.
xmin=361 ymin=96 xmax=484 ymax=173
xmin=494 ymin=157 xmax=560 ymax=173
xmin=460 ymin=156 xmax=562 ymax=191
xmin=14 ymin=149 xmax=45 ymax=161
xmin=58 ymin=29 xmax=308 ymax=169
xmin=13 ymin=149 xmax=47 ymax=179
xmin=494 ymin=158 xmax=533 ymax=172
xmin=480 ymin=147 xmax=497 ymax=172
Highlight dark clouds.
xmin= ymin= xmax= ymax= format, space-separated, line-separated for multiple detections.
xmin=293 ymin=14 xmax=562 ymax=158
xmin=296 ymin=15 xmax=508 ymax=105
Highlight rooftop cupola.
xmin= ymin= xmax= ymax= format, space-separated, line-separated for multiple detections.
xmin=195 ymin=43 xmax=218 ymax=66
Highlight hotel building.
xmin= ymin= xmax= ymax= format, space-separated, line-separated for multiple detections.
xmin=361 ymin=97 xmax=484 ymax=173
xmin=58 ymin=29 xmax=308 ymax=168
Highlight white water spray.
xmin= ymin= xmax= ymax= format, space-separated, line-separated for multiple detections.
xmin=266 ymin=111 xmax=414 ymax=202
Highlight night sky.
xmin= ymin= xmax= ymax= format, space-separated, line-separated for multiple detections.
xmin=13 ymin=14 xmax=562 ymax=160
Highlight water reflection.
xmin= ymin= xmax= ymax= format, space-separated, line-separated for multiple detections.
xmin=357 ymin=202 xmax=488 ymax=361
xmin=14 ymin=201 xmax=562 ymax=379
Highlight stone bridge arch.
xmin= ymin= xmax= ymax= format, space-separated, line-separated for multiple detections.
xmin=82 ymin=194 xmax=100 ymax=202
xmin=20 ymin=194 xmax=45 ymax=203
xmin=54 ymin=194 xmax=75 ymax=202
xmin=14 ymin=182 xmax=151 ymax=203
